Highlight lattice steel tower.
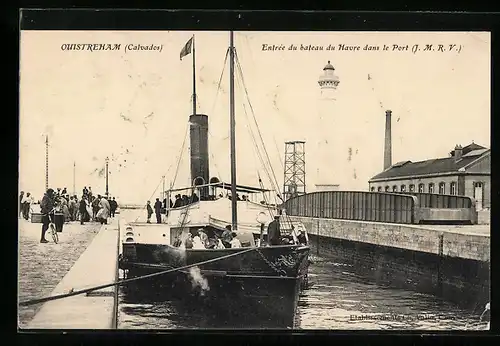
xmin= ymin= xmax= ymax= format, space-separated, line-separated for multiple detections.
xmin=283 ymin=141 xmax=306 ymax=201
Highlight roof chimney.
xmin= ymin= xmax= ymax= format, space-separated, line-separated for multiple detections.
xmin=454 ymin=144 xmax=463 ymax=162
xmin=383 ymin=110 xmax=392 ymax=170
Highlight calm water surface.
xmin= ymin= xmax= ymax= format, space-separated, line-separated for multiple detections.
xmin=117 ymin=209 xmax=488 ymax=330
xmin=117 ymin=253 xmax=488 ymax=330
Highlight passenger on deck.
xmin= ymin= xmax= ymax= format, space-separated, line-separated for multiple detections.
xmin=172 ymin=236 xmax=182 ymax=247
xmin=210 ymin=229 xmax=225 ymax=249
xmin=173 ymin=194 xmax=182 ymax=208
xmin=297 ymin=230 xmax=307 ymax=245
xmin=192 ymin=234 xmax=204 ymax=249
xmin=146 ymin=201 xmax=153 ymax=223
xmin=190 ymin=192 xmax=199 ymax=203
xmin=236 ymin=194 xmax=241 ymax=201
xmin=217 ymin=193 xmax=223 ymax=199
xmin=242 ymin=195 xmax=248 ymax=201
xmin=197 ymin=229 xmax=209 ymax=248
xmin=181 ymin=195 xmax=189 ymax=206
xmin=230 ymin=232 xmax=242 ymax=248
xmin=221 ymin=225 xmax=233 ymax=248
xmin=185 ymin=233 xmax=194 ymax=249
xmin=267 ymin=215 xmax=281 ymax=246
xmin=154 ymin=198 xmax=162 ymax=223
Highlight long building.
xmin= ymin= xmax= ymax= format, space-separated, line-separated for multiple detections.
xmin=368 ymin=142 xmax=491 ymax=210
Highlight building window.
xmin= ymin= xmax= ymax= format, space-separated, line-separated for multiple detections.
xmin=409 ymin=184 xmax=415 ymax=192
xmin=418 ymin=183 xmax=424 ymax=193
xmin=400 ymin=185 xmax=406 ymax=192
xmin=392 ymin=185 xmax=397 ymax=192
xmin=438 ymin=182 xmax=446 ymax=194
xmin=385 ymin=186 xmax=390 ymax=192
xmin=370 ymin=187 xmax=375 ymax=192
xmin=377 ymin=186 xmax=382 ymax=192
xmin=428 ymin=183 xmax=434 ymax=194
xmin=450 ymin=182 xmax=457 ymax=195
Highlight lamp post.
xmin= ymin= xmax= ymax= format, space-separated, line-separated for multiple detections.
xmin=45 ymin=135 xmax=49 ymax=191
xmin=105 ymin=156 xmax=109 ymax=197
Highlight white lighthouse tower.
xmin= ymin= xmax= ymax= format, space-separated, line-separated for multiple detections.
xmin=315 ymin=61 xmax=360 ymax=191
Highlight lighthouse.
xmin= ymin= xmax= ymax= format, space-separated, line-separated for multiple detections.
xmin=315 ymin=61 xmax=361 ymax=191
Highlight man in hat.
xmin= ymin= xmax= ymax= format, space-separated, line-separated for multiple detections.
xmin=40 ymin=188 xmax=56 ymax=243
xmin=173 ymin=194 xmax=182 ymax=208
xmin=267 ymin=215 xmax=281 ymax=246
xmin=154 ymin=198 xmax=162 ymax=223
xmin=146 ymin=201 xmax=153 ymax=223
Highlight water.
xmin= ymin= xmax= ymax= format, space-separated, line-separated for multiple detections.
xmin=117 ymin=209 xmax=488 ymax=330
xmin=117 ymin=253 xmax=488 ymax=330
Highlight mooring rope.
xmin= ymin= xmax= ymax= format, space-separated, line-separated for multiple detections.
xmin=18 ymin=247 xmax=257 ymax=307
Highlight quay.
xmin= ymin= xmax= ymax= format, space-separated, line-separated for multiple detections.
xmin=283 ymin=191 xmax=490 ymax=311
xmin=26 ymin=217 xmax=120 ymax=329
xmin=293 ymin=218 xmax=490 ymax=262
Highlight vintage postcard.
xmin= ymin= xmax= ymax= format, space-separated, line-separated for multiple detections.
xmin=18 ymin=30 xmax=490 ymax=330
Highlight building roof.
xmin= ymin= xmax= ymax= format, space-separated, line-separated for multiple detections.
xmin=323 ymin=61 xmax=335 ymax=70
xmin=370 ymin=143 xmax=489 ymax=181
xmin=448 ymin=142 xmax=486 ymax=156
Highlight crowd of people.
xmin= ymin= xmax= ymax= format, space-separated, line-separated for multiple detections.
xmin=169 ymin=214 xmax=308 ymax=250
xmin=172 ymin=225 xmax=243 ymax=250
xmin=19 ymin=186 xmax=119 ymax=244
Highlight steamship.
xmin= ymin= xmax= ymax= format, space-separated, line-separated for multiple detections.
xmin=118 ymin=32 xmax=310 ymax=327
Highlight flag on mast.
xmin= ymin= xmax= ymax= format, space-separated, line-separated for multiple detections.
xmin=180 ymin=37 xmax=194 ymax=60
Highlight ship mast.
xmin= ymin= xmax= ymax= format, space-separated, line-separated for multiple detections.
xmin=229 ymin=31 xmax=238 ymax=231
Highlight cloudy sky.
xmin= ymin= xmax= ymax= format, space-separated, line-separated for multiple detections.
xmin=19 ymin=31 xmax=490 ymax=203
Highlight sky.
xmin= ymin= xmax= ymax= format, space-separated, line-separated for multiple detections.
xmin=19 ymin=31 xmax=490 ymax=203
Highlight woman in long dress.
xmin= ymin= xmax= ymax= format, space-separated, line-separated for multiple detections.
xmin=98 ymin=196 xmax=111 ymax=224
xmin=61 ymin=195 xmax=71 ymax=222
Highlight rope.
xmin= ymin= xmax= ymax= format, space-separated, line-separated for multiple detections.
xmin=234 ymin=66 xmax=278 ymax=204
xmin=133 ymin=123 xmax=189 ymax=222
xmin=234 ymin=52 xmax=295 ymax=230
xmin=19 ymin=247 xmax=258 ymax=307
xmin=205 ymin=48 xmax=230 ymax=181
xmin=235 ymin=52 xmax=282 ymax=200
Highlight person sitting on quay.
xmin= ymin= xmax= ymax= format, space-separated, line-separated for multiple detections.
xmin=146 ymin=201 xmax=153 ymax=223
xmin=39 ymin=188 xmax=56 ymax=243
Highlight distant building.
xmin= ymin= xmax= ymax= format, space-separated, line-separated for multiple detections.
xmin=368 ymin=142 xmax=491 ymax=210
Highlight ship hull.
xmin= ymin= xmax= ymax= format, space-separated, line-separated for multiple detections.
xmin=119 ymin=244 xmax=310 ymax=327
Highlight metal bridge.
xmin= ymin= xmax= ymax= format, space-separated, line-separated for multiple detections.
xmin=282 ymin=191 xmax=477 ymax=225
